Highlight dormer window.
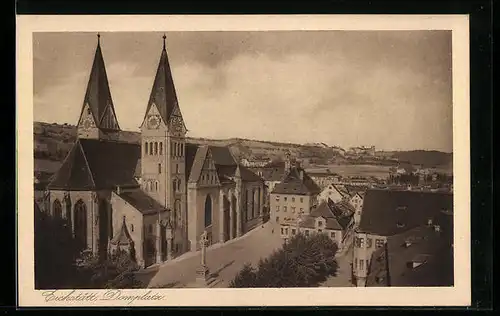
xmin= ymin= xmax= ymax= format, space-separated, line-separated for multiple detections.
xmin=318 ymin=221 xmax=323 ymax=227
xmin=427 ymin=218 xmax=433 ymax=226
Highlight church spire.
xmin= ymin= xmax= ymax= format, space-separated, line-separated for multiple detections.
xmin=142 ymin=34 xmax=179 ymax=126
xmin=77 ymin=33 xmax=120 ymax=139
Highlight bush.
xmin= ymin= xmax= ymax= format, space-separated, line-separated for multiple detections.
xmin=77 ymin=249 xmax=143 ymax=289
xmin=230 ymin=232 xmax=338 ymax=288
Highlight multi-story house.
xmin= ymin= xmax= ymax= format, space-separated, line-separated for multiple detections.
xmin=270 ymin=166 xmax=321 ymax=227
xmin=352 ymin=189 xmax=453 ymax=287
xmin=366 ymin=209 xmax=453 ymax=287
xmin=279 ymin=198 xmax=353 ymax=250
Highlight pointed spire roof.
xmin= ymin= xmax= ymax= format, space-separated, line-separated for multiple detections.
xmin=143 ymin=34 xmax=179 ymax=125
xmin=80 ymin=33 xmax=120 ymax=131
xmin=110 ymin=216 xmax=134 ymax=246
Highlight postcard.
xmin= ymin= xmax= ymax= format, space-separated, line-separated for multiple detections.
xmin=17 ymin=14 xmax=470 ymax=307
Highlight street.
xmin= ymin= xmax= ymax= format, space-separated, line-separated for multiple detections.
xmin=137 ymin=221 xmax=354 ymax=288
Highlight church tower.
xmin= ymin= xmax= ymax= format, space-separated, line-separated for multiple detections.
xmin=141 ymin=35 xmax=187 ymax=243
xmin=77 ymin=33 xmax=121 ymax=140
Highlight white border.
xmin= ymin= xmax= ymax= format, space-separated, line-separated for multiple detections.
xmin=16 ymin=14 xmax=470 ymax=307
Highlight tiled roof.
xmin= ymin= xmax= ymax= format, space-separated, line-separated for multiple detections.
xmin=48 ymin=139 xmax=140 ymax=190
xmin=300 ymin=200 xmax=351 ymax=231
xmin=116 ymin=189 xmax=167 ymax=215
xmin=187 ymin=146 xmax=210 ymax=183
xmin=143 ymin=37 xmax=180 ymax=127
xmin=185 ymin=143 xmax=200 ymax=180
xmin=366 ymin=224 xmax=453 ymax=287
xmin=187 ymin=145 xmax=261 ymax=184
xmin=272 ymin=167 xmax=321 ymax=195
xmin=209 ymin=146 xmax=236 ymax=166
xmin=260 ymin=167 xmax=285 ymax=182
xmin=357 ymin=189 xmax=453 ymax=236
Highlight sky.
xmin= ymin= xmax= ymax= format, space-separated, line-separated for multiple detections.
xmin=33 ymin=31 xmax=453 ymax=152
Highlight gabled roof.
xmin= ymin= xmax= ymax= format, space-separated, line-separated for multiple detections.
xmin=272 ymin=167 xmax=321 ymax=195
xmin=48 ymin=139 xmax=141 ymax=190
xmin=187 ymin=145 xmax=262 ymax=184
xmin=79 ymin=34 xmax=120 ymax=131
xmin=143 ymin=35 xmax=180 ymax=126
xmin=187 ymin=146 xmax=210 ymax=183
xmin=357 ymin=189 xmax=453 ymax=236
xmin=110 ymin=216 xmax=134 ymax=246
xmin=115 ymin=189 xmax=167 ymax=215
xmin=260 ymin=167 xmax=285 ymax=182
xmin=299 ymin=200 xmax=351 ymax=231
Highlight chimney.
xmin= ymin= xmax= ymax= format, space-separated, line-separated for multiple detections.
xmin=117 ymin=185 xmax=121 ymax=195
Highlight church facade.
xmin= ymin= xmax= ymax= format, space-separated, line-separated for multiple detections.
xmin=43 ymin=34 xmax=265 ymax=268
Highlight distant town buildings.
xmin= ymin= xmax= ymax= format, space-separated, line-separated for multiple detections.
xmin=348 ymin=146 xmax=376 ymax=157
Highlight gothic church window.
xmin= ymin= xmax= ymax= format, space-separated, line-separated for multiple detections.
xmin=159 ymin=142 xmax=163 ymax=155
xmin=154 ymin=142 xmax=158 ymax=155
xmin=158 ymin=163 xmax=162 ymax=174
xmin=204 ymin=195 xmax=212 ymax=228
xmin=149 ymin=143 xmax=153 ymax=155
xmin=53 ymin=199 xmax=62 ymax=218
xmin=145 ymin=142 xmax=149 ymax=155
xmin=74 ymin=199 xmax=87 ymax=251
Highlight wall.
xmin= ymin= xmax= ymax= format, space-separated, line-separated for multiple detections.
xmin=270 ymin=193 xmax=312 ymax=225
xmin=110 ymin=192 xmax=145 ymax=267
xmin=350 ymin=195 xmax=364 ymax=226
xmin=187 ymin=185 xmax=221 ymax=251
xmin=318 ymin=185 xmax=344 ymax=204
xmin=50 ymin=190 xmax=94 ymax=250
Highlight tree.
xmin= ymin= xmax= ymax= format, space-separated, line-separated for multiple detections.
xmin=34 ymin=207 xmax=80 ymax=289
xmin=229 ymin=232 xmax=338 ymax=288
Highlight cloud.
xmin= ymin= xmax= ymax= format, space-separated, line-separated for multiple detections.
xmin=33 ymin=31 xmax=453 ymax=152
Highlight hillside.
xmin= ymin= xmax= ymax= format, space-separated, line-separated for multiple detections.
xmin=33 ymin=122 xmax=453 ymax=172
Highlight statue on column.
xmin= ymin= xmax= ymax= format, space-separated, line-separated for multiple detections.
xmin=196 ymin=230 xmax=210 ymax=286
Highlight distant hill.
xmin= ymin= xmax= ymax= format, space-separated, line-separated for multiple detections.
xmin=33 ymin=122 xmax=452 ymax=172
xmin=389 ymin=150 xmax=453 ymax=169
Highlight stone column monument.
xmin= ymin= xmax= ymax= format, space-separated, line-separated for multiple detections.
xmin=196 ymin=230 xmax=210 ymax=286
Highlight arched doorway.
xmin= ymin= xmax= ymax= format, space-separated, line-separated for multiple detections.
xmin=53 ymin=199 xmax=62 ymax=219
xmin=64 ymin=198 xmax=71 ymax=223
xmin=74 ymin=200 xmax=88 ymax=252
xmin=223 ymin=195 xmax=230 ymax=242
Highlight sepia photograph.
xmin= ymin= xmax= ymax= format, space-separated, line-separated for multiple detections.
xmin=17 ymin=15 xmax=470 ymax=307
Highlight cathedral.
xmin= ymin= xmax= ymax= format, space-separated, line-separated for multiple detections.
xmin=43 ymin=34 xmax=265 ymax=268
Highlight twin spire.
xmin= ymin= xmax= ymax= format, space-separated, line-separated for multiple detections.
xmin=78 ymin=33 xmax=176 ymax=138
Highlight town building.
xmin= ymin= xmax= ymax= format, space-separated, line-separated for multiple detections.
xmin=240 ymin=157 xmax=272 ymax=168
xmin=308 ymin=170 xmax=342 ymax=189
xmin=349 ymin=191 xmax=365 ymax=227
xmin=41 ymin=34 xmax=264 ymax=268
xmin=352 ymin=189 xmax=453 ymax=287
xmin=366 ymin=210 xmax=453 ymax=287
xmin=279 ymin=199 xmax=354 ymax=251
xmin=317 ymin=183 xmax=351 ymax=204
xmin=269 ymin=163 xmax=321 ymax=227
